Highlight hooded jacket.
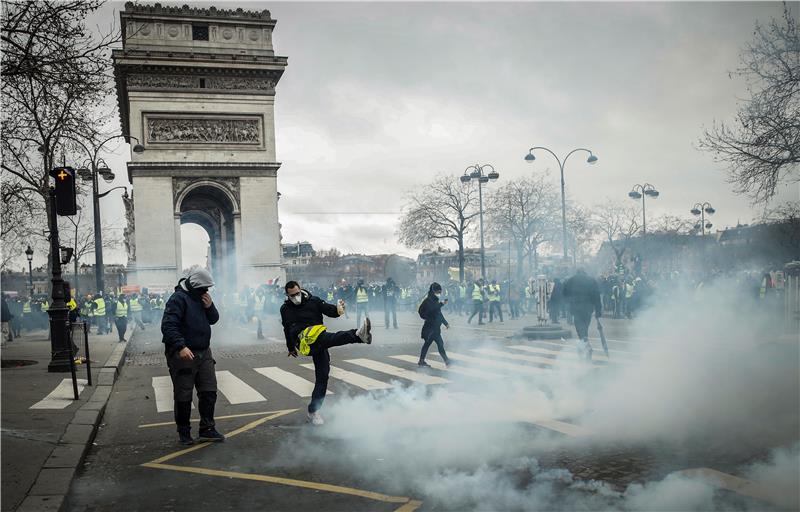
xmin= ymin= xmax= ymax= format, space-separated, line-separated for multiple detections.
xmin=161 ymin=279 xmax=219 ymax=354
xmin=419 ymin=289 xmax=449 ymax=339
xmin=279 ymin=289 xmax=340 ymax=352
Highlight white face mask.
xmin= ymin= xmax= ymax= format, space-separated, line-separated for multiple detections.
xmin=434 ymin=293 xmax=441 ymax=299
xmin=289 ymin=294 xmax=302 ymax=305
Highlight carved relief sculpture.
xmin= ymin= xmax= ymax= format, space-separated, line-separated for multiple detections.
xmin=147 ymin=117 xmax=261 ymax=144
xmin=122 ymin=189 xmax=136 ymax=265
xmin=128 ymin=74 xmax=198 ymax=88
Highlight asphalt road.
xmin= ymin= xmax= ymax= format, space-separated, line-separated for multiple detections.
xmin=62 ymin=308 xmax=798 ymax=511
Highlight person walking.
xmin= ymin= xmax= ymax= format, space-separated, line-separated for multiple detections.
xmin=382 ymin=277 xmax=399 ymax=329
xmin=114 ymin=294 xmax=129 ymax=342
xmin=92 ymin=293 xmax=107 ymax=334
xmin=161 ymin=266 xmax=225 ymax=446
xmin=355 ymin=280 xmax=370 ymax=327
xmin=487 ymin=279 xmax=503 ymax=323
xmin=417 ymin=283 xmax=451 ymax=367
xmin=467 ymin=279 xmax=485 ymax=325
xmin=2 ymin=294 xmax=14 ymax=343
xmin=281 ymin=280 xmax=372 ymax=426
xmin=130 ymin=293 xmax=145 ymax=330
xmin=562 ymin=269 xmax=602 ymax=362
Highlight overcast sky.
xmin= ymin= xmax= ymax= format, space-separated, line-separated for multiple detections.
xmin=84 ymin=1 xmax=798 ymax=268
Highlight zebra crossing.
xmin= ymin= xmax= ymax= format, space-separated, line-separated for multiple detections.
xmin=30 ymin=339 xmax=640 ymax=411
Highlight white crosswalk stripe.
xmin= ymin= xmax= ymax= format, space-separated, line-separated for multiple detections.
xmin=300 ymin=364 xmax=394 ymax=391
xmin=471 ymin=347 xmax=601 ymax=369
xmin=30 ymin=379 xmax=88 ymax=410
xmin=390 ymin=355 xmax=502 ymax=381
xmin=515 ymin=339 xmax=637 ymax=359
xmin=445 ymin=352 xmax=549 ymax=376
xmin=345 ymin=358 xmax=450 ymax=385
xmin=254 ymin=367 xmax=331 ymax=397
xmin=508 ymin=344 xmax=633 ymax=363
xmin=151 ymin=376 xmax=194 ymax=413
xmin=216 ymin=370 xmax=267 ymax=404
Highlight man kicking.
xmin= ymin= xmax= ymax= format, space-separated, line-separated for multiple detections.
xmin=280 ymin=280 xmax=372 ymax=426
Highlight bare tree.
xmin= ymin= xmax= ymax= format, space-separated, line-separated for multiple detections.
xmin=760 ymin=200 xmax=800 ymax=257
xmin=398 ymin=176 xmax=479 ymax=281
xmin=591 ymin=200 xmax=641 ymax=267
xmin=565 ymin=202 xmax=596 ymax=265
xmin=1 ymin=0 xmax=118 ymax=271
xmin=699 ymin=4 xmax=800 ymax=203
xmin=485 ymin=176 xmax=560 ymax=278
xmin=650 ymin=214 xmax=695 ymax=235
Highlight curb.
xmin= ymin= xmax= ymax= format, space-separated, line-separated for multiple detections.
xmin=16 ymin=329 xmax=136 ymax=512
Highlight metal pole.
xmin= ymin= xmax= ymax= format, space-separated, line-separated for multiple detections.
xmin=92 ymin=159 xmax=105 ymax=293
xmin=47 ymin=188 xmax=72 ymax=372
xmin=642 ymin=194 xmax=647 ymax=235
xmin=701 ymin=210 xmax=705 ymax=237
xmin=559 ymin=163 xmax=568 ymax=261
xmin=83 ymin=321 xmax=92 ymax=386
xmin=28 ymin=259 xmax=34 ymax=296
xmin=478 ymin=177 xmax=486 ymax=280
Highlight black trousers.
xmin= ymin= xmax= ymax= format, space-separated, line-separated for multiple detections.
xmin=488 ymin=301 xmax=503 ymax=322
xmin=309 ymin=330 xmax=362 ymax=413
xmin=572 ymin=309 xmax=593 ymax=340
xmin=468 ymin=300 xmax=483 ymax=324
xmin=114 ymin=317 xmax=127 ymax=342
xmin=419 ymin=331 xmax=449 ymax=363
xmin=384 ymin=300 xmax=397 ymax=328
xmin=166 ymin=348 xmax=217 ymax=433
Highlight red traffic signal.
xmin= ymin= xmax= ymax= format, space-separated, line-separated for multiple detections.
xmin=49 ymin=167 xmax=77 ymax=216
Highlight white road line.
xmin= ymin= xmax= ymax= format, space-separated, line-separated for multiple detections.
xmin=508 ymin=344 xmax=631 ymax=364
xmin=671 ymin=468 xmax=783 ymax=507
xmin=215 ymin=370 xmax=267 ymax=404
xmin=30 ymin=379 xmax=88 ymax=409
xmin=444 ymin=352 xmax=550 ymax=376
xmin=345 ymin=359 xmax=450 ymax=385
xmin=471 ymin=347 xmax=599 ymax=369
xmin=299 ymin=364 xmax=394 ymax=391
xmin=254 ymin=367 xmax=331 ymax=397
xmin=521 ymin=339 xmax=635 ymax=358
xmin=151 ymin=376 xmax=193 ymax=413
xmin=390 ymin=355 xmax=502 ymax=381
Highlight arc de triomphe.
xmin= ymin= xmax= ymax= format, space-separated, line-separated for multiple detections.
xmin=113 ymin=2 xmax=286 ymax=292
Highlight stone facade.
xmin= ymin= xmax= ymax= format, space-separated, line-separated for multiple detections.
xmin=113 ymin=2 xmax=286 ymax=291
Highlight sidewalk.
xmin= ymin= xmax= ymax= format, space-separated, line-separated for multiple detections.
xmin=1 ymin=325 xmax=132 ymax=512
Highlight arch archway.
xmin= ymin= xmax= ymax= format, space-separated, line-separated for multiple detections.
xmin=176 ymin=182 xmax=239 ymax=292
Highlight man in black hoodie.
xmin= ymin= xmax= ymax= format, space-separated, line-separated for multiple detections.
xmin=161 ymin=266 xmax=225 ymax=445
xmin=280 ymin=280 xmax=372 ymax=426
xmin=417 ymin=282 xmax=451 ymax=367
xmin=562 ymin=269 xmax=602 ymax=362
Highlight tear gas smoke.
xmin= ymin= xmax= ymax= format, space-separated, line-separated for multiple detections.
xmin=269 ymin=275 xmax=797 ymax=510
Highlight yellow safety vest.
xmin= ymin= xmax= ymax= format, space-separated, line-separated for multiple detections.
xmin=23 ymin=301 xmax=32 ymax=313
xmin=488 ymin=284 xmax=501 ymax=302
xmin=524 ymin=286 xmax=532 ymax=298
xmin=459 ymin=286 xmax=467 ymax=298
xmin=130 ymin=298 xmax=142 ymax=312
xmin=116 ymin=301 xmax=129 ymax=317
xmin=67 ymin=298 xmax=77 ymax=311
xmin=41 ymin=301 xmax=49 ymax=312
xmin=299 ymin=325 xmax=327 ymax=356
xmin=356 ymin=288 xmax=369 ymax=303
xmin=255 ymin=296 xmax=265 ymax=310
xmin=472 ymin=284 xmax=482 ymax=301
xmin=94 ymin=298 xmax=106 ymax=316
xmin=327 ymin=292 xmax=334 ymax=302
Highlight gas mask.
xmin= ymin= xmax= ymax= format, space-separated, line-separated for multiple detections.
xmin=289 ymin=294 xmax=302 ymax=305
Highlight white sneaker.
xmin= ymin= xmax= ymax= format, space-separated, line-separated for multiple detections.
xmin=357 ymin=317 xmax=372 ymax=344
xmin=307 ymin=411 xmax=324 ymax=426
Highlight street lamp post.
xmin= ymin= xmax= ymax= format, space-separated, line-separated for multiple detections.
xmin=628 ymin=183 xmax=660 ymax=235
xmin=525 ymin=146 xmax=598 ymax=261
xmin=25 ymin=245 xmax=34 ymax=296
xmin=63 ymin=135 xmax=144 ymax=293
xmin=460 ymin=164 xmax=500 ymax=281
xmin=691 ymin=202 xmax=716 ymax=236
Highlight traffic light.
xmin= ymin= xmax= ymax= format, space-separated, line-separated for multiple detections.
xmin=50 ymin=167 xmax=77 ymax=216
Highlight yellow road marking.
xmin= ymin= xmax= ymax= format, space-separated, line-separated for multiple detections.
xmin=145 ymin=409 xmax=298 ymax=465
xmin=672 ymin=468 xmax=785 ymax=507
xmin=394 ymin=499 xmax=424 ymax=511
xmin=142 ymin=462 xmax=412 ymax=504
xmin=139 ymin=410 xmax=295 ymax=428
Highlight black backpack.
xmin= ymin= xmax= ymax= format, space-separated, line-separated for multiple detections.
xmin=417 ymin=298 xmax=427 ymax=319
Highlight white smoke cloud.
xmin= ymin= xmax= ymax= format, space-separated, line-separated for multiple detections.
xmin=268 ymin=275 xmax=798 ymax=510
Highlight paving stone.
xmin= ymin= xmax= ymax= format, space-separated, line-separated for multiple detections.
xmin=60 ymin=424 xmax=94 ymax=446
xmin=71 ymin=408 xmax=102 ymax=427
xmin=43 ymin=443 xmax=86 ymax=469
xmin=16 ymin=494 xmax=64 ymax=512
xmin=88 ymin=385 xmax=112 ymax=403
xmin=28 ymin=467 xmax=76 ymax=496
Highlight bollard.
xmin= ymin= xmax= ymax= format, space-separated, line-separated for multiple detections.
xmin=67 ymin=322 xmax=79 ymax=400
xmin=83 ymin=321 xmax=92 ymax=386
xmin=536 ymin=275 xmax=549 ymax=326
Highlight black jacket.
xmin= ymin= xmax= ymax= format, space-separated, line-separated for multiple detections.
xmin=419 ymin=291 xmax=449 ymax=339
xmin=562 ymin=273 xmax=602 ymax=316
xmin=161 ymin=283 xmax=219 ymax=354
xmin=280 ymin=290 xmax=340 ymax=352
